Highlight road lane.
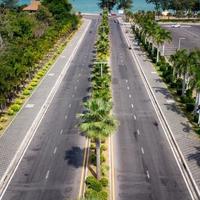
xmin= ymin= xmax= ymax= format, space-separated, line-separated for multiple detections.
xmin=1 ymin=17 xmax=99 ymax=200
xmin=110 ymin=19 xmax=192 ymax=200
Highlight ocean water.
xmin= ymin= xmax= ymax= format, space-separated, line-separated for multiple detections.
xmin=16 ymin=0 xmax=154 ymax=13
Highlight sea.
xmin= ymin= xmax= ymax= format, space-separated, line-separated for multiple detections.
xmin=16 ymin=0 xmax=154 ymax=13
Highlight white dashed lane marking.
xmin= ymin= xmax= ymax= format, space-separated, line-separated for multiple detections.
xmin=134 ymin=115 xmax=137 ymax=120
xmin=131 ymin=104 xmax=134 ymax=108
xmin=60 ymin=129 xmax=63 ymax=135
xmin=45 ymin=170 xmax=50 ymax=179
xmin=141 ymin=147 xmax=144 ymax=154
xmin=53 ymin=147 xmax=57 ymax=154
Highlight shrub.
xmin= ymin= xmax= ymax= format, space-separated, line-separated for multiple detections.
xmin=90 ymin=143 xmax=95 ymax=150
xmin=89 ymin=153 xmax=96 ymax=165
xmin=38 ymin=71 xmax=45 ymax=77
xmin=7 ymin=108 xmax=14 ymax=116
xmin=15 ymin=99 xmax=23 ymax=105
xmin=23 ymin=89 xmax=31 ymax=96
xmin=186 ymin=103 xmax=195 ymax=112
xmin=101 ymin=155 xmax=106 ymax=163
xmin=30 ymin=81 xmax=38 ymax=87
xmin=98 ymin=191 xmax=108 ymax=200
xmin=0 ymin=125 xmax=3 ymax=130
xmin=10 ymin=104 xmax=21 ymax=112
xmin=85 ymin=189 xmax=98 ymax=199
xmin=19 ymin=95 xmax=26 ymax=99
xmin=0 ymin=117 xmax=8 ymax=122
xmin=101 ymin=145 xmax=107 ymax=151
xmin=85 ymin=176 xmax=102 ymax=192
xmin=27 ymin=85 xmax=33 ymax=91
xmin=100 ymin=177 xmax=108 ymax=187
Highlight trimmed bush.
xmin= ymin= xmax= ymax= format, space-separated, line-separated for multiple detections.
xmin=101 ymin=145 xmax=107 ymax=151
xmin=19 ymin=95 xmax=26 ymax=99
xmin=85 ymin=189 xmax=98 ymax=199
xmin=15 ymin=99 xmax=23 ymax=105
xmin=100 ymin=177 xmax=108 ymax=187
xmin=0 ymin=125 xmax=3 ymax=130
xmin=23 ymin=89 xmax=31 ymax=96
xmin=85 ymin=176 xmax=102 ymax=192
xmin=38 ymin=71 xmax=45 ymax=77
xmin=27 ymin=85 xmax=33 ymax=91
xmin=98 ymin=191 xmax=108 ymax=200
xmin=30 ymin=81 xmax=38 ymax=87
xmin=90 ymin=143 xmax=95 ymax=150
xmin=10 ymin=104 xmax=21 ymax=112
xmin=89 ymin=153 xmax=96 ymax=165
xmin=7 ymin=108 xmax=14 ymax=116
xmin=0 ymin=117 xmax=8 ymax=123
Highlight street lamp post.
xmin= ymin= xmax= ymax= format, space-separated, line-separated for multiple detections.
xmin=94 ymin=61 xmax=108 ymax=77
xmin=178 ymin=37 xmax=186 ymax=50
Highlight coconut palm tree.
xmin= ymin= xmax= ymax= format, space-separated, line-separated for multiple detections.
xmin=79 ymin=98 xmax=117 ymax=180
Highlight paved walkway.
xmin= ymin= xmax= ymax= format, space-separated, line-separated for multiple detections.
xmin=119 ymin=18 xmax=200 ymax=190
xmin=0 ymin=19 xmax=91 ymax=190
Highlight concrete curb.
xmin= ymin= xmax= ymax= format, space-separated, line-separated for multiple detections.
xmin=119 ymin=18 xmax=200 ymax=200
xmin=0 ymin=19 xmax=92 ymax=199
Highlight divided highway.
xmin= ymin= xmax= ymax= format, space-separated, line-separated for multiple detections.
xmin=1 ymin=17 xmax=99 ymax=200
xmin=110 ymin=19 xmax=192 ymax=200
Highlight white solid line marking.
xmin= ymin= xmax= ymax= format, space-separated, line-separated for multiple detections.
xmin=137 ymin=129 xmax=140 ymax=135
xmin=60 ymin=129 xmax=63 ymax=135
xmin=53 ymin=147 xmax=57 ymax=154
xmin=69 ymin=104 xmax=71 ymax=108
xmin=146 ymin=170 xmax=150 ymax=179
xmin=131 ymin=104 xmax=134 ymax=108
xmin=45 ymin=170 xmax=50 ymax=179
xmin=141 ymin=147 xmax=144 ymax=154
xmin=127 ymin=86 xmax=130 ymax=90
xmin=129 ymin=94 xmax=132 ymax=98
xmin=65 ymin=115 xmax=68 ymax=120
xmin=134 ymin=115 xmax=137 ymax=120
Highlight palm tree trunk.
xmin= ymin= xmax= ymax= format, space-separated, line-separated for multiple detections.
xmin=156 ymin=48 xmax=159 ymax=63
xmin=182 ymin=74 xmax=186 ymax=96
xmin=96 ymin=138 xmax=101 ymax=180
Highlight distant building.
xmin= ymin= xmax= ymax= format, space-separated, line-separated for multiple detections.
xmin=23 ymin=0 xmax=40 ymax=12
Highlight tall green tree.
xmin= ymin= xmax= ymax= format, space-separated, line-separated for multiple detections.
xmin=117 ymin=0 xmax=133 ymax=10
xmin=79 ymin=98 xmax=117 ymax=180
xmin=98 ymin=0 xmax=116 ymax=11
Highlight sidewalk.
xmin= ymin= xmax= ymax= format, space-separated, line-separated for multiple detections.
xmin=0 ymin=19 xmax=91 ymax=190
xmin=119 ymin=19 xmax=200 ymax=191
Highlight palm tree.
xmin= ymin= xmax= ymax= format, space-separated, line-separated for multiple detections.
xmin=154 ymin=26 xmax=172 ymax=63
xmin=79 ymin=98 xmax=117 ymax=180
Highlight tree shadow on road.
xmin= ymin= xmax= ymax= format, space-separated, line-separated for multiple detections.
xmin=188 ymin=146 xmax=200 ymax=166
xmin=152 ymin=86 xmax=171 ymax=99
xmin=180 ymin=122 xmax=192 ymax=133
xmin=65 ymin=146 xmax=85 ymax=168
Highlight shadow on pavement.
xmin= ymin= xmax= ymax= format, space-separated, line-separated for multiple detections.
xmin=65 ymin=146 xmax=85 ymax=168
xmin=188 ymin=146 xmax=200 ymax=166
xmin=153 ymin=86 xmax=171 ymax=99
xmin=180 ymin=122 xmax=192 ymax=133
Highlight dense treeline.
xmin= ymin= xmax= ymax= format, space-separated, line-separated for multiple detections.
xmin=0 ymin=0 xmax=79 ymax=110
xmin=146 ymin=0 xmax=200 ymax=12
xmin=130 ymin=12 xmax=200 ymax=125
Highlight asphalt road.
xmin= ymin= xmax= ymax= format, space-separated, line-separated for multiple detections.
xmin=1 ymin=17 xmax=99 ymax=200
xmin=110 ymin=19 xmax=192 ymax=200
xmin=161 ymin=24 xmax=200 ymax=55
